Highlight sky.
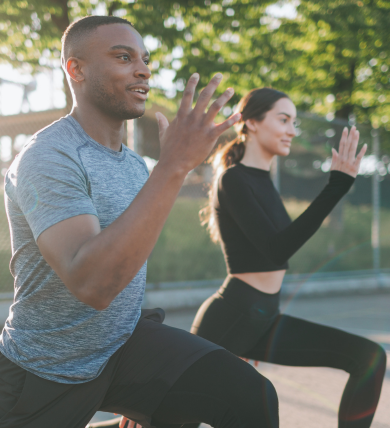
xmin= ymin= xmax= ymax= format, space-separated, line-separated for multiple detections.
xmin=0 ymin=1 xmax=298 ymax=116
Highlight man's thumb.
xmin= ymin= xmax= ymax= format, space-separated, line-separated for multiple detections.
xmin=155 ymin=112 xmax=169 ymax=138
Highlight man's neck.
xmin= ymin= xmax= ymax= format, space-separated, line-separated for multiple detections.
xmin=70 ymin=105 xmax=125 ymax=152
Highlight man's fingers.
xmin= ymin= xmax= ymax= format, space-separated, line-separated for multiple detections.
xmin=206 ymin=87 xmax=235 ymax=122
xmin=178 ymin=73 xmax=199 ymax=114
xmin=193 ymin=73 xmax=223 ymax=114
xmin=155 ymin=112 xmax=169 ymax=140
xmin=212 ymin=113 xmax=241 ymax=137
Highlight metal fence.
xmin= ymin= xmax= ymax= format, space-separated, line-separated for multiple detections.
xmin=0 ymin=109 xmax=389 ymax=292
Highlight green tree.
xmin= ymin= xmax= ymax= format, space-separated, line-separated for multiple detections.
xmin=160 ymin=0 xmax=390 ymax=129
xmin=1 ymin=0 xmax=389 ymax=130
xmin=0 ymin=0 xmax=195 ymax=109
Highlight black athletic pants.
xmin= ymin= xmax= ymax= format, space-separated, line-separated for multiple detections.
xmin=0 ymin=324 xmax=278 ymax=428
xmin=187 ymin=277 xmax=387 ymax=428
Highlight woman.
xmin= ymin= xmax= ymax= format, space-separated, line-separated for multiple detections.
xmin=187 ymin=88 xmax=386 ymax=428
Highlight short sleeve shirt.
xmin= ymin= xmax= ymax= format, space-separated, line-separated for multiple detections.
xmin=0 ymin=115 xmax=149 ymax=384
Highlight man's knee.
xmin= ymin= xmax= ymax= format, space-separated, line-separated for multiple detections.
xmin=233 ymin=366 xmax=279 ymax=428
xmin=215 ymin=353 xmax=279 ymax=427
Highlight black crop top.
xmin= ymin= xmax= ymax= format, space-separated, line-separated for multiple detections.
xmin=214 ymin=163 xmax=355 ymax=274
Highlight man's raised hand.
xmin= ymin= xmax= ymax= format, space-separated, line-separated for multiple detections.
xmin=331 ymin=126 xmax=367 ymax=178
xmin=155 ymin=73 xmax=241 ymax=174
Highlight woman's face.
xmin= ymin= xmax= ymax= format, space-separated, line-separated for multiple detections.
xmin=247 ymin=97 xmax=297 ymax=158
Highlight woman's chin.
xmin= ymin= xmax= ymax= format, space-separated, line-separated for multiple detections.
xmin=278 ymin=148 xmax=291 ymax=157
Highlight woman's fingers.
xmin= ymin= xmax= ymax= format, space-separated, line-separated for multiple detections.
xmin=178 ymin=73 xmax=199 ymax=115
xmin=338 ymin=127 xmax=349 ymax=157
xmin=331 ymin=147 xmax=338 ymax=164
xmin=330 ymin=126 xmax=367 ymax=177
xmin=346 ymin=127 xmax=359 ymax=160
xmin=355 ymin=143 xmax=368 ymax=165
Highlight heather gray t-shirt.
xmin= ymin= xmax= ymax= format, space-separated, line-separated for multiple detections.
xmin=0 ymin=115 xmax=149 ymax=384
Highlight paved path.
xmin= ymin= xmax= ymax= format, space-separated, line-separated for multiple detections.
xmin=92 ymin=291 xmax=390 ymax=427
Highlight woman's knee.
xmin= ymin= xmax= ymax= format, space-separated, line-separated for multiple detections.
xmin=350 ymin=338 xmax=387 ymax=377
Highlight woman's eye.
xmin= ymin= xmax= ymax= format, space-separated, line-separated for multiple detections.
xmin=281 ymin=118 xmax=287 ymax=123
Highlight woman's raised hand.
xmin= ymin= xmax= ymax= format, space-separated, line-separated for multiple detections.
xmin=330 ymin=126 xmax=367 ymax=178
xmin=155 ymin=73 xmax=241 ymax=175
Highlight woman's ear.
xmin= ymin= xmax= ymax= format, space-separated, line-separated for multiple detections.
xmin=245 ymin=119 xmax=258 ymax=133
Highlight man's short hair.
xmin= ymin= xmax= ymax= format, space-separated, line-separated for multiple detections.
xmin=61 ymin=15 xmax=134 ymax=67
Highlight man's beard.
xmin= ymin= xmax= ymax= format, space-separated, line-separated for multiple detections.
xmin=88 ymin=76 xmax=145 ymax=120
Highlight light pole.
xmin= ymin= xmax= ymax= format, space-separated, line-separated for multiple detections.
xmin=371 ymin=129 xmax=381 ymax=276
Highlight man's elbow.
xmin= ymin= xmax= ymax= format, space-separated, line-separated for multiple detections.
xmin=70 ymin=283 xmax=112 ymax=311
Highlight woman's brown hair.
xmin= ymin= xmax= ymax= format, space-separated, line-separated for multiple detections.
xmin=201 ymin=87 xmax=290 ymax=243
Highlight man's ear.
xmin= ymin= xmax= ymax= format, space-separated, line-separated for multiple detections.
xmin=66 ymin=57 xmax=85 ymax=83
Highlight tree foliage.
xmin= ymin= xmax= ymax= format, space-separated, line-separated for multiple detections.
xmin=0 ymin=0 xmax=389 ymax=129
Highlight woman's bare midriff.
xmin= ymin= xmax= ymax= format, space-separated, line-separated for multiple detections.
xmin=232 ymin=270 xmax=286 ymax=294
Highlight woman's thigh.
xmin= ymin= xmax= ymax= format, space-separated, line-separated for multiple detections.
xmin=242 ymin=314 xmax=380 ymax=372
xmin=191 ymin=293 xmax=277 ymax=356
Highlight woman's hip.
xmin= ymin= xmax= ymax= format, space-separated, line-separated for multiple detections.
xmin=190 ymin=276 xmax=280 ymax=356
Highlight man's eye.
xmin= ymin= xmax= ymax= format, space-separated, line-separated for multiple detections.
xmin=120 ymin=54 xmax=130 ymax=61
xmin=144 ymin=59 xmax=150 ymax=65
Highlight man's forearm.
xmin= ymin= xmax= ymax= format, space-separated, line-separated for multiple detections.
xmin=68 ymin=162 xmax=187 ymax=309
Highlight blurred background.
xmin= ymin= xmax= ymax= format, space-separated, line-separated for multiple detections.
xmin=1 ymin=1 xmax=390 ymax=426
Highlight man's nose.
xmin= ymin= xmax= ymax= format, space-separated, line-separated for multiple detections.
xmin=134 ymin=60 xmax=151 ymax=80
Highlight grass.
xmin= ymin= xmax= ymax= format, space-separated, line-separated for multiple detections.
xmin=0 ymin=195 xmax=388 ymax=292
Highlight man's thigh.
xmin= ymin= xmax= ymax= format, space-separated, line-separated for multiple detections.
xmin=0 ymin=312 xmax=220 ymax=428
xmin=99 ymin=317 xmax=221 ymax=427
xmin=0 ymin=352 xmax=109 ymax=428
xmin=151 ymin=349 xmax=279 ymax=428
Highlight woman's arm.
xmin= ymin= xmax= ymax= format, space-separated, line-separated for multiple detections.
xmin=219 ymin=126 xmax=366 ymax=266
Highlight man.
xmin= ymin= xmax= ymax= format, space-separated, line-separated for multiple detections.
xmin=0 ymin=16 xmax=278 ymax=428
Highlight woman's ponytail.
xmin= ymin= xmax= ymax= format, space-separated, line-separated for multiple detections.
xmin=200 ymin=87 xmax=290 ymax=243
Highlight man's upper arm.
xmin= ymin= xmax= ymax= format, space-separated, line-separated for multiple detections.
xmin=37 ymin=214 xmax=101 ymax=285
xmin=15 ymin=142 xmax=99 ymax=284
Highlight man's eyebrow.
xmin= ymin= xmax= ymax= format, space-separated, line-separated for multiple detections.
xmin=109 ymin=45 xmax=150 ymax=57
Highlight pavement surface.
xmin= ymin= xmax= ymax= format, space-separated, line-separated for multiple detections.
xmin=91 ymin=291 xmax=390 ymax=427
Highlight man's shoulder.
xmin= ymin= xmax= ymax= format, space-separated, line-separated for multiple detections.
xmin=27 ymin=115 xmax=85 ymax=153
xmin=13 ymin=116 xmax=86 ymax=170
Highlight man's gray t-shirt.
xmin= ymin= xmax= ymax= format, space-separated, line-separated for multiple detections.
xmin=0 ymin=116 xmax=149 ymax=384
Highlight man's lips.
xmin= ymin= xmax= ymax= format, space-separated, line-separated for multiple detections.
xmin=127 ymin=84 xmax=149 ymax=101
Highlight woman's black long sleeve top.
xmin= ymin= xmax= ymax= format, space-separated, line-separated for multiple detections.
xmin=214 ymin=163 xmax=355 ymax=274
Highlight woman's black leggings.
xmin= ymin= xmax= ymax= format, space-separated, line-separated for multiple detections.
xmin=187 ymin=277 xmax=387 ymax=428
